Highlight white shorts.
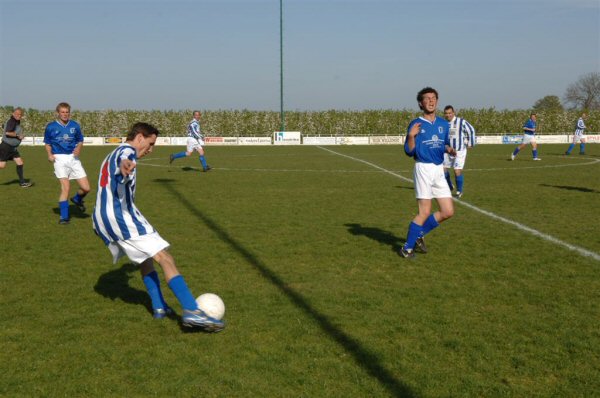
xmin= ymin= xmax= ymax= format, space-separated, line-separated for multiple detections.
xmin=53 ymin=154 xmax=87 ymax=180
xmin=107 ymin=232 xmax=170 ymax=264
xmin=572 ymin=134 xmax=586 ymax=144
xmin=521 ymin=134 xmax=536 ymax=145
xmin=186 ymin=137 xmax=205 ymax=153
xmin=413 ymin=162 xmax=452 ymax=200
xmin=443 ymin=149 xmax=467 ymax=170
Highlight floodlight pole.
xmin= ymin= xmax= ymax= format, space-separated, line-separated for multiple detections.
xmin=279 ymin=0 xmax=285 ymax=132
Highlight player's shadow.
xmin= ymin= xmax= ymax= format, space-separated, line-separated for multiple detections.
xmin=157 ymin=180 xmax=416 ymax=397
xmin=345 ymin=223 xmax=405 ymax=253
xmin=52 ymin=205 xmax=91 ymax=219
xmin=94 ymin=262 xmax=153 ymax=316
xmin=0 ymin=178 xmax=21 ymax=186
xmin=539 ymin=183 xmax=599 ymax=194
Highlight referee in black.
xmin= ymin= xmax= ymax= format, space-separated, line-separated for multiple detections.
xmin=1 ymin=107 xmax=33 ymax=187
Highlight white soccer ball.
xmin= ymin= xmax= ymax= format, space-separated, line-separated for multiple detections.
xmin=196 ymin=293 xmax=225 ymax=320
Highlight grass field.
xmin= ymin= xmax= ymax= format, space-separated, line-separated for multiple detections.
xmin=2 ymin=143 xmax=600 ymax=397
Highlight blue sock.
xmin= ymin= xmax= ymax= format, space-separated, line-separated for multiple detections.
xmin=533 ymin=149 xmax=538 ymax=159
xmin=167 ymin=275 xmax=198 ymax=311
xmin=456 ymin=175 xmax=464 ymax=193
xmin=199 ymin=155 xmax=208 ymax=170
xmin=566 ymin=143 xmax=574 ymax=154
xmin=59 ymin=200 xmax=69 ymax=220
xmin=580 ymin=143 xmax=585 ymax=154
xmin=172 ymin=152 xmax=187 ymax=160
xmin=142 ymin=271 xmax=167 ymax=310
xmin=72 ymin=192 xmax=85 ymax=204
xmin=421 ymin=214 xmax=439 ymax=236
xmin=512 ymin=147 xmax=520 ymax=156
xmin=444 ymin=171 xmax=453 ymax=190
xmin=403 ymin=222 xmax=423 ymax=251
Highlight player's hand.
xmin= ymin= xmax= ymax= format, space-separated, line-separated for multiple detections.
xmin=408 ymin=122 xmax=421 ymax=137
xmin=120 ymin=158 xmax=136 ymax=176
xmin=447 ymin=147 xmax=457 ymax=156
xmin=47 ymin=155 xmax=55 ymax=163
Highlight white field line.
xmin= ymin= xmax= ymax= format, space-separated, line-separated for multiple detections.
xmin=317 ymin=146 xmax=600 ymax=262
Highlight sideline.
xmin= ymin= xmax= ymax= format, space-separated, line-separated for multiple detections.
xmin=317 ymin=146 xmax=600 ymax=262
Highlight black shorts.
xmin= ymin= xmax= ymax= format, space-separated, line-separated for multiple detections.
xmin=0 ymin=142 xmax=21 ymax=161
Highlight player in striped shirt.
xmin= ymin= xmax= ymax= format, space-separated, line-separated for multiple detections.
xmin=399 ymin=87 xmax=456 ymax=259
xmin=442 ymin=105 xmax=476 ymax=198
xmin=565 ymin=112 xmax=588 ymax=155
xmin=169 ymin=111 xmax=211 ymax=171
xmin=93 ymin=122 xmax=223 ymax=332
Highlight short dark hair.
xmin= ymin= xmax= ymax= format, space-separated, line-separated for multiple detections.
xmin=417 ymin=87 xmax=438 ymax=110
xmin=56 ymin=102 xmax=71 ymax=112
xmin=444 ymin=105 xmax=455 ymax=112
xmin=530 ymin=112 xmax=537 ymax=117
xmin=126 ymin=122 xmax=160 ymax=141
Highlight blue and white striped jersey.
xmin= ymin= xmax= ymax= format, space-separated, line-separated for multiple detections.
xmin=187 ymin=119 xmax=203 ymax=140
xmin=575 ymin=117 xmax=586 ymax=135
xmin=92 ymin=144 xmax=155 ymax=245
xmin=404 ymin=116 xmax=450 ymax=165
xmin=447 ymin=116 xmax=476 ymax=151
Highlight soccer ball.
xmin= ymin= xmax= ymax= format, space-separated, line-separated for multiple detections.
xmin=196 ymin=293 xmax=225 ymax=320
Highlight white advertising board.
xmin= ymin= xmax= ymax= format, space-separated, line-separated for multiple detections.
xmin=273 ymin=131 xmax=301 ymax=145
xmin=302 ymin=136 xmax=337 ymax=145
xmin=238 ymin=137 xmax=272 ymax=145
xmin=369 ymin=136 xmax=402 ymax=145
xmin=337 ymin=136 xmax=370 ymax=145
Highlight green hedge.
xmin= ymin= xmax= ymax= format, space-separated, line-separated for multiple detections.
xmin=1 ymin=107 xmax=596 ymax=137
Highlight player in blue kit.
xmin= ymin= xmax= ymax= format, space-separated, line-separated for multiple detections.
xmin=565 ymin=112 xmax=587 ymax=155
xmin=44 ymin=103 xmax=90 ymax=224
xmin=443 ymin=105 xmax=476 ymax=198
xmin=511 ymin=112 xmax=541 ymax=161
xmin=399 ymin=87 xmax=456 ymax=259
xmin=93 ymin=122 xmax=224 ymax=332
xmin=169 ymin=111 xmax=211 ymax=171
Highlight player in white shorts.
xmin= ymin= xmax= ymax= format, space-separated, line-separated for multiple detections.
xmin=43 ymin=102 xmax=90 ymax=224
xmin=565 ymin=112 xmax=588 ymax=155
xmin=169 ymin=111 xmax=211 ymax=171
xmin=511 ymin=112 xmax=541 ymax=161
xmin=93 ymin=122 xmax=223 ymax=332
xmin=399 ymin=87 xmax=456 ymax=259
xmin=442 ymin=105 xmax=476 ymax=198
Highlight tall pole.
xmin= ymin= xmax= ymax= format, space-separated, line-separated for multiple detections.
xmin=279 ymin=0 xmax=285 ymax=132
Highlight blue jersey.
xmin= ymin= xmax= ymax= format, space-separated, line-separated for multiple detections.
xmin=92 ymin=144 xmax=156 ymax=245
xmin=447 ymin=116 xmax=476 ymax=151
xmin=404 ymin=116 xmax=450 ymax=165
xmin=44 ymin=120 xmax=84 ymax=154
xmin=187 ymin=119 xmax=202 ymax=140
xmin=523 ymin=118 xmax=536 ymax=135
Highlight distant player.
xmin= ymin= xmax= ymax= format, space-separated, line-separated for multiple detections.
xmin=44 ymin=102 xmax=90 ymax=224
xmin=169 ymin=111 xmax=211 ymax=171
xmin=93 ymin=122 xmax=224 ymax=332
xmin=565 ymin=112 xmax=587 ymax=155
xmin=399 ymin=87 xmax=456 ymax=258
xmin=511 ymin=112 xmax=541 ymax=161
xmin=442 ymin=105 xmax=476 ymax=198
xmin=1 ymin=107 xmax=33 ymax=187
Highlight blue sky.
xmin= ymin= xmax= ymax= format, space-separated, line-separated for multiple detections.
xmin=0 ymin=0 xmax=598 ymax=111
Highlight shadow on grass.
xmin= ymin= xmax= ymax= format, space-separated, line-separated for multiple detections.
xmin=154 ymin=179 xmax=417 ymax=398
xmin=52 ymin=205 xmax=91 ymax=219
xmin=1 ymin=178 xmax=21 ymax=186
xmin=345 ymin=223 xmax=405 ymax=254
xmin=94 ymin=262 xmax=153 ymax=316
xmin=540 ymin=183 xmax=599 ymax=194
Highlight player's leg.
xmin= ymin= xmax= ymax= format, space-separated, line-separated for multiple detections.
xmin=580 ymin=137 xmax=586 ymax=154
xmin=566 ymin=136 xmax=576 ymax=155
xmin=197 ymin=146 xmax=210 ymax=171
xmin=512 ymin=143 xmax=525 ymax=160
xmin=139 ymin=258 xmax=172 ymax=318
xmin=71 ymin=176 xmax=90 ymax=212
xmin=58 ymin=178 xmax=71 ymax=223
xmin=531 ymin=141 xmax=540 ymax=160
xmin=13 ymin=156 xmax=29 ymax=187
xmin=0 ymin=160 xmax=6 ymax=169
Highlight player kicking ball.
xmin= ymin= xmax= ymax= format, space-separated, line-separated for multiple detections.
xmin=92 ymin=122 xmax=223 ymax=332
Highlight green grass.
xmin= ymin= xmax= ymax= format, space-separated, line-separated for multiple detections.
xmin=1 ymin=144 xmax=600 ymax=397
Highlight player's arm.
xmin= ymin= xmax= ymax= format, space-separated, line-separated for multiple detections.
xmin=73 ymin=141 xmax=83 ymax=157
xmin=4 ymin=119 xmax=23 ymax=140
xmin=404 ymin=122 xmax=420 ymax=156
xmin=45 ymin=144 xmax=55 ymax=162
